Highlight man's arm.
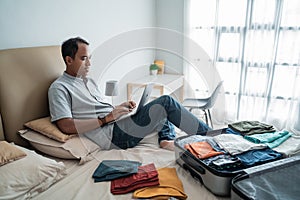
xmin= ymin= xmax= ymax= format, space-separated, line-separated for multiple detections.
xmin=56 ymin=118 xmax=103 ymax=135
xmin=56 ymin=103 xmax=135 ymax=135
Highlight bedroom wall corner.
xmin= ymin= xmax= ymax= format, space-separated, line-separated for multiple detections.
xmin=155 ymin=0 xmax=184 ymax=74
xmin=0 ymin=114 xmax=5 ymax=141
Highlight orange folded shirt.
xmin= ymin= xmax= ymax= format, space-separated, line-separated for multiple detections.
xmin=184 ymin=141 xmax=223 ymax=159
xmin=111 ymin=163 xmax=159 ymax=194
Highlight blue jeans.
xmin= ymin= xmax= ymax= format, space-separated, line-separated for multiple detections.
xmin=111 ymin=95 xmax=211 ymax=149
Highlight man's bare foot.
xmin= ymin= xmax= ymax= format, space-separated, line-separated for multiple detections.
xmin=159 ymin=140 xmax=175 ymax=151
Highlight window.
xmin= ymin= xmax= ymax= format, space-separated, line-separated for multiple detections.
xmin=185 ymin=0 xmax=300 ymax=129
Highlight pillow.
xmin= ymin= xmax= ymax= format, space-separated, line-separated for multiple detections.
xmin=0 ymin=144 xmax=66 ymax=199
xmin=24 ymin=117 xmax=73 ymax=142
xmin=19 ymin=129 xmax=100 ymax=164
xmin=0 ymin=141 xmax=27 ymax=166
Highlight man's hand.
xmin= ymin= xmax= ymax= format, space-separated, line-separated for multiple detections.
xmin=105 ymin=101 xmax=136 ymax=122
xmin=120 ymin=100 xmax=136 ymax=110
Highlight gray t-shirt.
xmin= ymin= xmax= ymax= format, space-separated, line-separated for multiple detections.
xmin=48 ymin=72 xmax=114 ymax=149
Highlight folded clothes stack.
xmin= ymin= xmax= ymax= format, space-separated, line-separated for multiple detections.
xmin=243 ymin=130 xmax=292 ymax=148
xmin=184 ymin=141 xmax=224 ymax=159
xmin=111 ymin=163 xmax=159 ymax=194
xmin=228 ymin=121 xmax=276 ymax=135
xmin=92 ymin=160 xmax=141 ymax=182
xmin=92 ymin=160 xmax=187 ymax=199
xmin=227 ymin=121 xmax=294 ymax=154
xmin=180 ymin=120 xmax=295 ymax=170
xmin=133 ymin=168 xmax=187 ymax=200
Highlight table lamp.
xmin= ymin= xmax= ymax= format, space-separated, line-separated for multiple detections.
xmin=105 ymin=80 xmax=119 ymax=104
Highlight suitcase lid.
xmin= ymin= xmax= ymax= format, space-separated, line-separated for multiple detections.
xmin=231 ymin=155 xmax=300 ymax=200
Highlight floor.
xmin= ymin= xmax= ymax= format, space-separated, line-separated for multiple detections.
xmin=192 ymin=110 xmax=227 ymax=130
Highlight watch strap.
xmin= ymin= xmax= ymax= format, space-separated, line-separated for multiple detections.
xmin=98 ymin=116 xmax=107 ymax=127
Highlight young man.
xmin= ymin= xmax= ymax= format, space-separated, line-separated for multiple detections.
xmin=48 ymin=37 xmax=210 ymax=150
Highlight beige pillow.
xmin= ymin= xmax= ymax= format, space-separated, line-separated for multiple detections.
xmin=19 ymin=129 xmax=100 ymax=164
xmin=24 ymin=117 xmax=73 ymax=142
xmin=0 ymin=144 xmax=66 ymax=199
xmin=0 ymin=141 xmax=27 ymax=166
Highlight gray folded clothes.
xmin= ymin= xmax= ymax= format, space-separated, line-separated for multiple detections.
xmin=228 ymin=121 xmax=276 ymax=135
xmin=273 ymin=135 xmax=300 ymax=157
xmin=213 ymin=134 xmax=267 ymax=155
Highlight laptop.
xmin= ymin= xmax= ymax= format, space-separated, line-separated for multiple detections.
xmin=110 ymin=83 xmax=154 ymax=123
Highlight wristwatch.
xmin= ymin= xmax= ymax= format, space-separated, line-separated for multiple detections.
xmin=98 ymin=116 xmax=107 ymax=127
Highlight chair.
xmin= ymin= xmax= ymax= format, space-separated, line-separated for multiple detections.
xmin=182 ymin=81 xmax=223 ymax=128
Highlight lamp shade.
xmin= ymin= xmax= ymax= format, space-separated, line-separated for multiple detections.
xmin=105 ymin=80 xmax=119 ymax=96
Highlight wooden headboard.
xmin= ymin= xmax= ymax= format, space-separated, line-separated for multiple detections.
xmin=0 ymin=46 xmax=65 ymax=146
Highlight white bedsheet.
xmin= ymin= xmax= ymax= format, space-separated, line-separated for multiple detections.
xmin=33 ymin=133 xmax=229 ymax=200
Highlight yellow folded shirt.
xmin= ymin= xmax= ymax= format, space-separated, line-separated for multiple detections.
xmin=133 ymin=167 xmax=187 ymax=200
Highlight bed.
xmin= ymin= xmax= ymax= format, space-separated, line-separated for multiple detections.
xmin=0 ymin=46 xmax=229 ymax=200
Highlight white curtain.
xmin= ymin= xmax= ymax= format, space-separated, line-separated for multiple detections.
xmin=184 ymin=0 xmax=300 ymax=131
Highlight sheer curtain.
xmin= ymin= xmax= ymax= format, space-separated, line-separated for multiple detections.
xmin=184 ymin=0 xmax=300 ymax=131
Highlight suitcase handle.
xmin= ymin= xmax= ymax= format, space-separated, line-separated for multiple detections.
xmin=181 ymin=153 xmax=206 ymax=174
xmin=182 ymin=163 xmax=203 ymax=184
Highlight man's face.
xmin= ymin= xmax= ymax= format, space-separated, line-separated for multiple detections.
xmin=66 ymin=43 xmax=91 ymax=78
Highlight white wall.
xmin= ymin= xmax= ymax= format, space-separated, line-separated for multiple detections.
xmin=0 ymin=0 xmax=185 ymax=103
xmin=0 ymin=0 xmax=156 ymax=51
xmin=0 ymin=0 xmax=158 ymax=102
xmin=155 ymin=0 xmax=184 ymax=74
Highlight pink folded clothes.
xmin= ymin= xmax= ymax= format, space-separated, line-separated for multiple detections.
xmin=111 ymin=163 xmax=159 ymax=195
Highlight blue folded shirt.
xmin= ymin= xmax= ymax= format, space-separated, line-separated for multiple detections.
xmin=236 ymin=148 xmax=282 ymax=167
xmin=92 ymin=160 xmax=141 ymax=182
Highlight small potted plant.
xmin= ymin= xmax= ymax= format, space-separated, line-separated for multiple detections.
xmin=149 ymin=63 xmax=159 ymax=75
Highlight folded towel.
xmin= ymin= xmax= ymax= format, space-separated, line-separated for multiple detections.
xmin=133 ymin=168 xmax=187 ymax=200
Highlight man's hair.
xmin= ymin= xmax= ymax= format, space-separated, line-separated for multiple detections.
xmin=61 ymin=37 xmax=89 ymax=64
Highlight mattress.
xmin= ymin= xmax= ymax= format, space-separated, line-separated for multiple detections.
xmin=33 ymin=133 xmax=229 ymax=200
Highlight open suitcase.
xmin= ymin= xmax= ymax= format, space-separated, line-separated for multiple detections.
xmin=174 ymin=128 xmax=284 ymax=197
xmin=231 ymin=155 xmax=300 ymax=200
